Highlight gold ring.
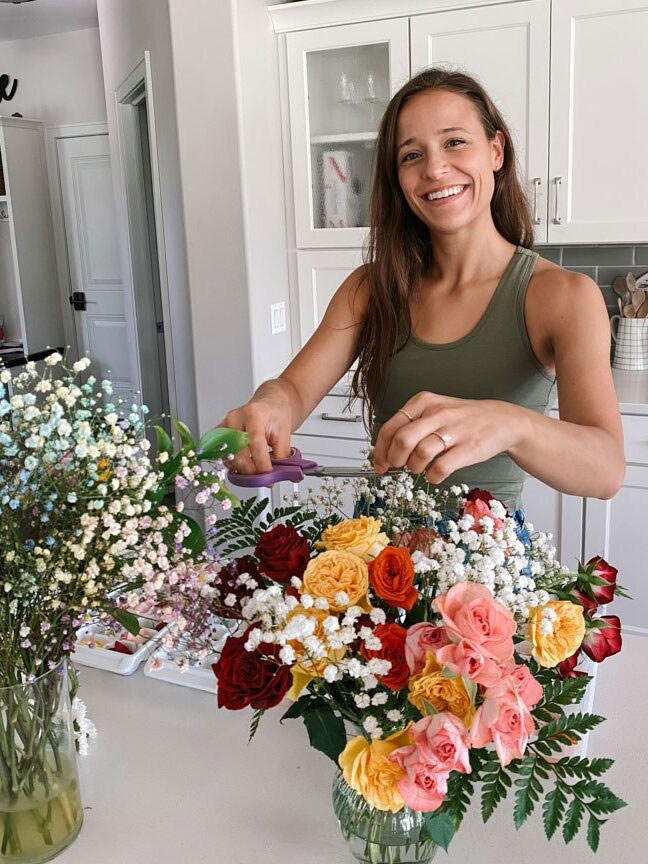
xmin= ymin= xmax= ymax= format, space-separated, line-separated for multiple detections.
xmin=398 ymin=408 xmax=414 ymax=422
xmin=431 ymin=431 xmax=453 ymax=450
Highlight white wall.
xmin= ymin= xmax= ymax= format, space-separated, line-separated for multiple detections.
xmin=95 ymin=0 xmax=198 ymax=436
xmin=0 ymin=28 xmax=106 ymax=124
xmin=168 ymin=0 xmax=292 ymax=432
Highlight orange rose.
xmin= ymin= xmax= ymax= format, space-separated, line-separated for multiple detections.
xmin=368 ymin=547 xmax=418 ymax=611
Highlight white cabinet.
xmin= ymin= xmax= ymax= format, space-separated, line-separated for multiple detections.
xmin=275 ymin=0 xmax=648 ymax=247
xmin=286 ymin=18 xmax=410 ymax=248
xmin=548 ymin=0 xmax=648 ymax=243
xmin=0 ymin=117 xmax=64 ymax=355
xmin=410 ymin=0 xmax=551 ymax=233
xmin=296 ymin=248 xmax=363 ymax=343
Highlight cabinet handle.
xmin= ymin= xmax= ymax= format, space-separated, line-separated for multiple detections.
xmin=552 ymin=176 xmax=563 ymax=225
xmin=531 ymin=177 xmax=542 ymax=224
xmin=321 ymin=412 xmax=362 ymax=423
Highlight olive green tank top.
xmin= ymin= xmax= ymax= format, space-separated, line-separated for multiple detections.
xmin=370 ymin=246 xmax=557 ymax=513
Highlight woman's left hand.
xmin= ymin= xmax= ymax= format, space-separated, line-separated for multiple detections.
xmin=371 ymin=392 xmax=526 ymax=483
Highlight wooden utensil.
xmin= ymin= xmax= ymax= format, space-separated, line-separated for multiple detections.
xmin=636 ymin=297 xmax=648 ymax=318
xmin=613 ymin=274 xmax=631 ymax=306
xmin=631 ymin=287 xmax=646 ymax=311
xmin=618 ymin=297 xmax=625 ymax=316
xmin=623 ymin=303 xmax=636 ymax=318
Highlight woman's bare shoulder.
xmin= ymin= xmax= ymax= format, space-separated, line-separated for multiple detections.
xmin=529 ymin=255 xmax=605 ymax=311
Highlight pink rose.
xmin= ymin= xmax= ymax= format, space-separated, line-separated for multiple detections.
xmin=470 ymin=676 xmax=535 ymax=767
xmin=405 ymin=623 xmax=452 ymax=675
xmin=409 ymin=712 xmax=471 ymax=774
xmin=463 ymin=498 xmax=505 ymax=533
xmin=506 ymin=663 xmax=543 ymax=709
xmin=388 ymin=745 xmax=449 ymax=812
xmin=433 ymin=581 xmax=516 ymax=663
xmin=436 ymin=638 xmax=503 ymax=687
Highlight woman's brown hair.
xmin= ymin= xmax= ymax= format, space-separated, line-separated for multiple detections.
xmin=349 ymin=67 xmax=535 ymax=439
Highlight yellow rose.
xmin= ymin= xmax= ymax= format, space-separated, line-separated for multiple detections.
xmin=408 ymin=652 xmax=474 ymax=726
xmin=302 ymin=550 xmax=370 ymax=612
xmin=316 ymin=517 xmax=389 ymax=562
xmin=96 ymin=458 xmax=111 ymax=482
xmin=338 ymin=728 xmax=411 ymax=812
xmin=284 ymin=606 xmax=346 ymax=700
xmin=528 ymin=601 xmax=585 ymax=668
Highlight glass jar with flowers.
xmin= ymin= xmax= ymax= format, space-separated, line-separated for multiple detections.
xmin=0 ymin=353 xmax=245 ymax=862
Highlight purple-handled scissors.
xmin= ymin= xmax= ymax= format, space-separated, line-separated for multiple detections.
xmin=226 ymin=447 xmax=403 ymax=487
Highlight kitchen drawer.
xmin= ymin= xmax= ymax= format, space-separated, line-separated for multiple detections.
xmin=622 ymin=414 xmax=648 ymax=465
xmin=295 ymin=394 xmax=367 ymax=440
xmin=292 ymin=433 xmax=368 ymax=462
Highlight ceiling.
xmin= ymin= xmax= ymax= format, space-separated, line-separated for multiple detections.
xmin=0 ymin=0 xmax=98 ymax=43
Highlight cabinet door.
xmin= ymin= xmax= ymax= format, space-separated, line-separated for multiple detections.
xmin=583 ymin=464 xmax=648 ymax=636
xmin=549 ymin=0 xmax=648 ymax=243
xmin=286 ymin=18 xmax=409 ymax=248
xmin=271 ymin=434 xmax=368 ymax=517
xmin=296 ymin=248 xmax=363 ymax=345
xmin=410 ymin=0 xmax=551 ymax=241
xmin=522 ymin=475 xmax=584 ymax=570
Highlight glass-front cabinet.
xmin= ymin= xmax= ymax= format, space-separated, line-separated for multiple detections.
xmin=286 ymin=19 xmax=409 ymax=247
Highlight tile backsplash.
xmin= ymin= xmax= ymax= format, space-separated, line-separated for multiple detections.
xmin=536 ymin=244 xmax=648 ymax=317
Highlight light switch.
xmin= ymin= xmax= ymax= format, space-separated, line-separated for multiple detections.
xmin=270 ymin=301 xmax=286 ymax=335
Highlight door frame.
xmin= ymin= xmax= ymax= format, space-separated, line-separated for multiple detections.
xmin=44 ymin=120 xmax=109 ymax=362
xmin=114 ymin=51 xmax=178 ymax=425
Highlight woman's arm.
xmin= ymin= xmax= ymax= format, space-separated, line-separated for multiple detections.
xmin=220 ymin=266 xmax=369 ymax=474
xmin=504 ymin=271 xmax=624 ymax=499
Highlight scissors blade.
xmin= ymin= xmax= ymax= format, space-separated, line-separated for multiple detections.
xmin=303 ymin=466 xmax=406 ymax=478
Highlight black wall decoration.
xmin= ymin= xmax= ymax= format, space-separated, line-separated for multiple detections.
xmin=0 ymin=75 xmax=18 ymax=103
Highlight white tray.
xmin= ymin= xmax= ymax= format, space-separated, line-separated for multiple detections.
xmin=143 ymin=648 xmax=220 ymax=693
xmin=72 ymin=613 xmax=167 ymax=675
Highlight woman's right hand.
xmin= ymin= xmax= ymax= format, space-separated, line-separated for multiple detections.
xmin=218 ymin=395 xmax=293 ymax=476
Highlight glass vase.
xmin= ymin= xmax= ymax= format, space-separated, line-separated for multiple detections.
xmin=0 ymin=660 xmax=83 ymax=863
xmin=332 ymin=770 xmax=438 ymax=864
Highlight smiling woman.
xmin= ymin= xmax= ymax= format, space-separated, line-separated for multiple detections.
xmin=220 ymin=67 xmax=624 ymax=512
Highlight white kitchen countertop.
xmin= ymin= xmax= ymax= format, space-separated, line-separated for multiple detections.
xmin=60 ymin=636 xmax=648 ymax=864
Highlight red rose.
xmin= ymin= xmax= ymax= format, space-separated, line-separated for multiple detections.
xmin=557 ymin=651 xmax=586 ymax=679
xmin=254 ymin=524 xmax=310 ymax=584
xmin=568 ymin=586 xmax=598 ymax=613
xmin=361 ymin=621 xmax=410 ymax=691
xmin=585 ymin=556 xmax=618 ymax=605
xmin=465 ymin=488 xmax=498 ymax=507
xmin=216 ymin=555 xmax=260 ymax=619
xmin=582 ymin=615 xmax=622 ymax=663
xmin=212 ymin=627 xmax=292 ymax=709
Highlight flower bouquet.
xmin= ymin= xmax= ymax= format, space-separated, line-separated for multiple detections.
xmin=0 ymin=354 xmax=243 ymax=862
xmin=151 ymin=467 xmax=627 ymax=863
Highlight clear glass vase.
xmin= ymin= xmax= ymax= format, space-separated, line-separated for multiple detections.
xmin=332 ymin=770 xmax=438 ymax=864
xmin=0 ymin=660 xmax=83 ymax=863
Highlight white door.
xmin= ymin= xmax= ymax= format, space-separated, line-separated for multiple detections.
xmin=56 ymin=135 xmax=139 ymax=405
xmin=410 ymin=0 xmax=551 ymax=241
xmin=549 ymin=0 xmax=648 ymax=243
xmin=287 ymin=18 xmax=410 ymax=248
xmin=522 ymin=476 xmax=584 ymax=569
xmin=296 ymin=248 xmax=363 ymax=346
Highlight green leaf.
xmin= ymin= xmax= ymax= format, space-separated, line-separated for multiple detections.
xmin=562 ymin=797 xmax=585 ymax=843
xmin=422 ymin=699 xmax=438 ymax=717
xmin=111 ymin=608 xmax=141 ymax=637
xmin=536 ymin=712 xmax=604 ymax=746
xmin=174 ymin=418 xmax=196 ymax=451
xmin=146 ymin=483 xmax=166 ymax=506
xmin=198 ymin=426 xmax=249 ymax=460
xmin=154 ymin=424 xmax=173 ymax=456
xmin=481 ymin=762 xmax=512 ymax=823
xmin=542 ymin=785 xmax=566 ymax=839
xmin=587 ymin=815 xmax=601 ymax=852
xmin=160 ymin=450 xmax=183 ymax=482
xmin=462 ymin=676 xmax=478 ymax=705
xmin=248 ymin=708 xmax=264 ymax=743
xmin=302 ymin=707 xmax=347 ymax=766
xmin=280 ymin=696 xmax=326 ymax=724
xmin=421 ymin=811 xmax=456 ymax=851
xmin=513 ymin=756 xmax=544 ymax=829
